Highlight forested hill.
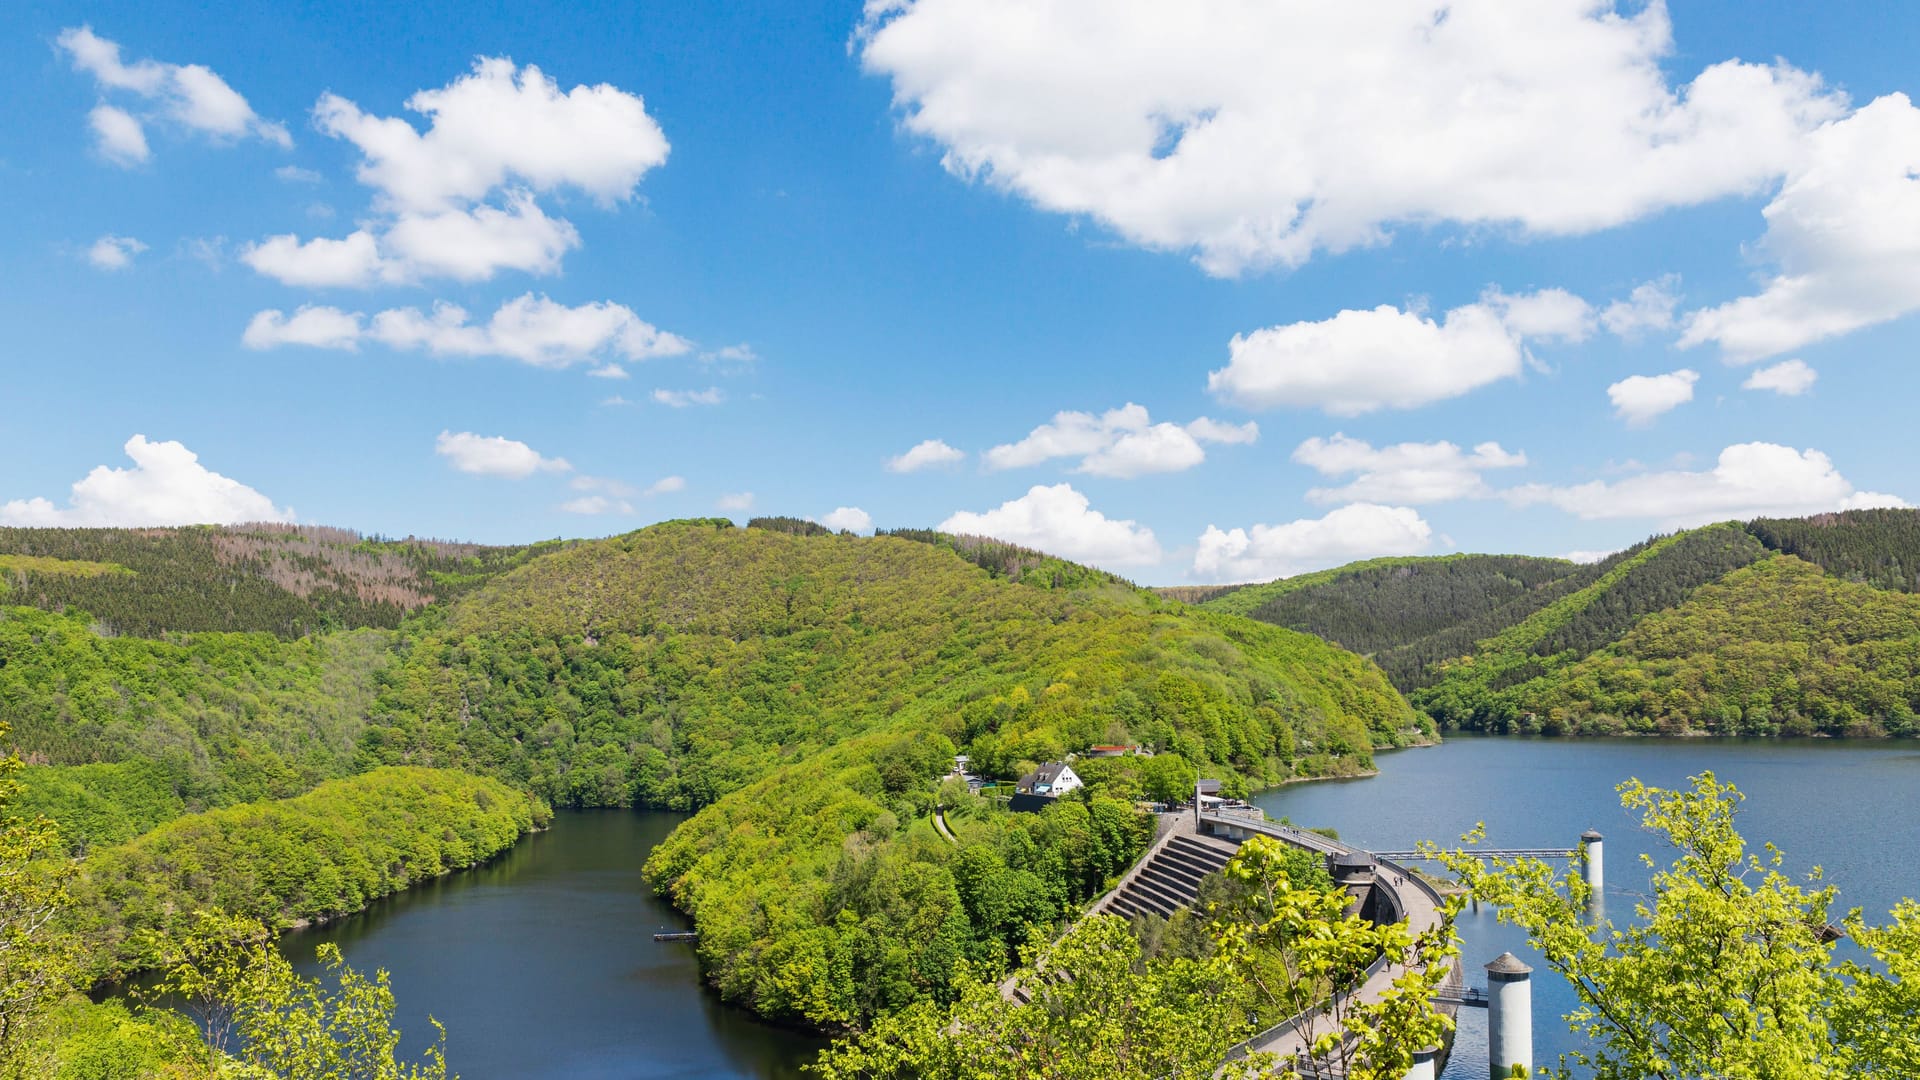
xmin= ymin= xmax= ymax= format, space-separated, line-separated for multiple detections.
xmin=0 ymin=523 xmax=564 ymax=637
xmin=1181 ymin=510 xmax=1920 ymax=737
xmin=10 ymin=517 xmax=1423 ymax=1033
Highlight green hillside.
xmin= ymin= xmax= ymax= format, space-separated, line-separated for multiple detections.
xmin=353 ymin=520 xmax=1422 ymax=1025
xmin=1197 ymin=510 xmax=1920 ymax=737
xmin=1449 ymin=556 xmax=1920 ymax=736
xmin=0 ymin=523 xmax=564 ymax=638
xmin=3 ymin=518 xmax=1420 ymax=1033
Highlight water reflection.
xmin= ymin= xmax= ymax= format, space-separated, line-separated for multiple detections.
xmin=277 ymin=810 xmax=823 ymax=1080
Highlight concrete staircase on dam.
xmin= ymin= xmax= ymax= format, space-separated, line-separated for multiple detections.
xmin=1005 ymin=825 xmax=1240 ymax=1006
xmin=1095 ymin=831 xmax=1240 ymax=921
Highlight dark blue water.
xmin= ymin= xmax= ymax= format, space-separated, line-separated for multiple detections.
xmin=277 ymin=810 xmax=823 ymax=1080
xmin=1252 ymin=735 xmax=1920 ymax=1078
xmin=278 ymin=739 xmax=1920 ymax=1078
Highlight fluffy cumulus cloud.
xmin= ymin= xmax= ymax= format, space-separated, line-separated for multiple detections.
xmin=1483 ymin=287 xmax=1595 ymax=343
xmin=58 ymin=26 xmax=290 ymax=164
xmin=939 ymin=484 xmax=1161 ymax=567
xmin=984 ymin=404 xmax=1257 ymax=478
xmin=86 ymin=234 xmax=147 ymax=270
xmin=1601 ymin=276 xmax=1681 ymax=338
xmin=241 ymin=305 xmax=364 ymax=350
xmin=88 ymin=104 xmax=149 ymax=165
xmin=859 ymin=2 xmax=1841 ymax=274
xmin=717 ymin=492 xmax=756 ymax=511
xmin=1293 ymin=434 xmax=1526 ymax=504
xmin=644 ymin=476 xmax=686 ymax=496
xmin=1210 ymin=297 xmax=1521 ymax=415
xmin=820 ymin=507 xmax=875 ymax=533
xmin=1192 ymin=503 xmax=1433 ymax=584
xmin=1744 ymin=358 xmax=1818 ymax=396
xmin=242 ymin=58 xmax=667 ymax=286
xmin=1681 ymin=95 xmax=1920 ymax=361
xmin=887 ymin=438 xmax=966 ymax=473
xmin=652 ymin=387 xmax=724 ymax=408
xmin=242 ymin=294 xmax=689 ymax=368
xmin=1507 ymin=442 xmax=1907 ymax=527
xmin=433 ymin=431 xmax=571 ymax=478
xmin=1 ymin=435 xmax=292 ymax=527
xmin=1607 ymin=369 xmax=1699 ymax=426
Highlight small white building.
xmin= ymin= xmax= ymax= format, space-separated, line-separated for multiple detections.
xmin=1017 ymin=761 xmax=1083 ymax=797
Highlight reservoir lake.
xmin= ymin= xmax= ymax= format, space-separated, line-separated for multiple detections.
xmin=281 ymin=736 xmax=1920 ymax=1078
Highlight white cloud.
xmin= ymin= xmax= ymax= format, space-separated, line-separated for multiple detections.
xmin=644 ymin=475 xmax=685 ymax=496
xmin=314 ymin=57 xmax=667 ymax=214
xmin=1601 ymin=276 xmax=1681 ymax=338
xmin=242 ymin=230 xmax=385 ymax=287
xmin=1681 ymin=95 xmax=1920 ymax=361
xmin=241 ymin=294 xmax=689 ymax=369
xmin=1192 ymin=503 xmax=1433 ymax=584
xmin=587 ymin=364 xmax=628 ymax=379
xmin=1484 ymin=287 xmax=1595 ymax=343
xmin=0 ymin=434 xmax=292 ymax=527
xmin=275 ymin=165 xmax=322 ymax=183
xmin=1607 ymin=369 xmax=1699 ymax=426
xmin=241 ymin=305 xmax=364 ymax=350
xmin=938 ymin=483 xmax=1161 ymax=567
xmin=600 ymin=395 xmax=634 ymax=407
xmin=377 ymin=191 xmax=579 ymax=281
xmin=87 ymin=234 xmax=147 ymax=270
xmin=1210 ymin=298 xmax=1526 ymax=415
xmin=652 ymin=387 xmax=725 ymax=408
xmin=58 ymin=26 xmax=290 ymax=159
xmin=717 ymin=492 xmax=755 ymax=511
xmin=701 ymin=343 xmax=759 ymax=370
xmin=984 ymin=404 xmax=1256 ymax=478
xmin=1562 ymin=549 xmax=1617 ymax=565
xmin=886 ymin=438 xmax=966 ymax=473
xmin=1293 ymin=433 xmax=1526 ymax=504
xmin=560 ymin=495 xmax=630 ymax=515
xmin=821 ymin=506 xmax=874 ymax=533
xmin=1743 ymin=358 xmax=1817 ymax=396
xmin=1182 ymin=417 xmax=1259 ymax=445
xmin=434 ymin=431 xmax=571 ymax=478
xmin=858 ymin=2 xmax=1841 ymax=275
xmin=1507 ymin=442 xmax=1907 ymax=527
xmin=88 ymin=104 xmax=149 ymax=166
xmin=243 ymin=58 xmax=667 ymax=287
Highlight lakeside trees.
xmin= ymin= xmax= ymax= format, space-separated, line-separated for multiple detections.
xmin=813 ymin=835 xmax=1458 ymax=1080
xmin=1436 ymin=773 xmax=1920 ymax=1077
xmin=0 ymin=722 xmax=473 ymax=1078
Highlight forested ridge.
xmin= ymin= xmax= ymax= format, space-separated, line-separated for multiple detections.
xmin=354 ymin=521 xmax=1421 ymax=1025
xmin=1 ymin=517 xmax=1424 ymax=1039
xmin=1196 ymin=509 xmax=1920 ymax=736
xmin=0 ymin=523 xmax=565 ymax=638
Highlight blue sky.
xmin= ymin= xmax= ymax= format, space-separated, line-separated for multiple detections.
xmin=5 ymin=1 xmax=1919 ymax=584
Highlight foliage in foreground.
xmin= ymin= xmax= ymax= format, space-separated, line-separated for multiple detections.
xmin=0 ymin=722 xmax=460 ymax=1079
xmin=1436 ymin=773 xmax=1920 ymax=1078
xmin=812 ymin=836 xmax=1458 ymax=1080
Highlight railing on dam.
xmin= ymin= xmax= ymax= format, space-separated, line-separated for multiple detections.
xmin=1199 ymin=810 xmax=1454 ymax=1071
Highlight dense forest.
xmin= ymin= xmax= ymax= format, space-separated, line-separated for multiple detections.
xmin=1195 ymin=510 xmax=1920 ymax=736
xmin=13 ymin=507 xmax=1920 ymax=1061
xmin=0 ymin=523 xmax=564 ymax=638
xmin=350 ymin=522 xmax=1418 ymax=1024
xmin=0 ymin=517 xmax=1422 ymax=1040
